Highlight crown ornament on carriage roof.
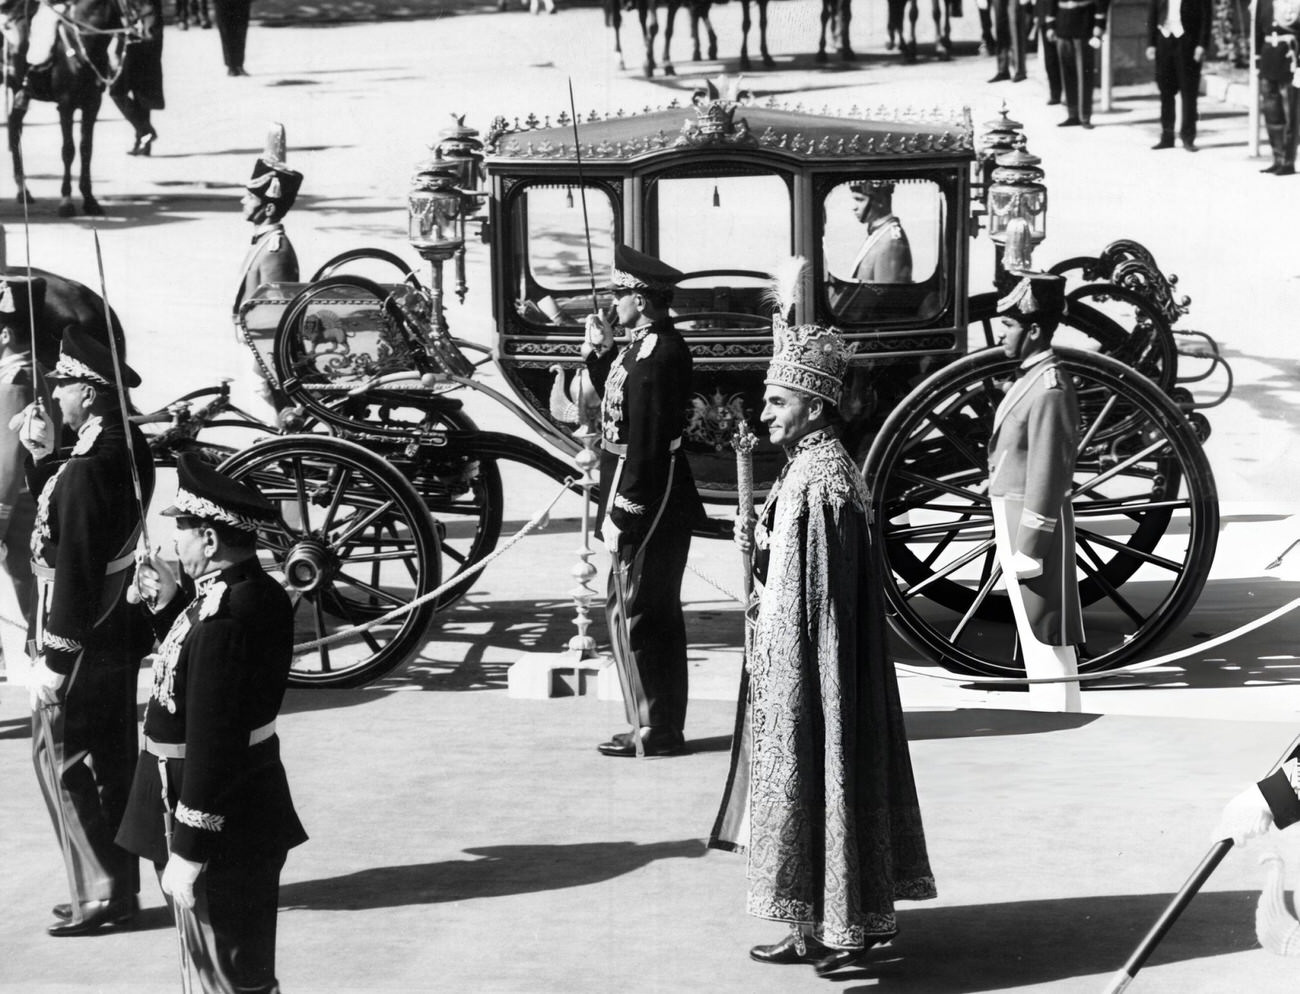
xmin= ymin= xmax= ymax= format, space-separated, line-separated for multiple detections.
xmin=677 ymin=75 xmax=755 ymax=146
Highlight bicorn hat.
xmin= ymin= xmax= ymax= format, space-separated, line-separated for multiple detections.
xmin=0 ymin=275 xmax=45 ymax=334
xmin=765 ymin=323 xmax=856 ymax=407
xmin=246 ymin=122 xmax=303 ymax=213
xmin=996 ymin=271 xmax=1067 ymax=323
xmin=48 ymin=325 xmax=140 ymax=389
xmin=611 ymin=244 xmax=684 ymax=293
xmin=162 ymin=452 xmax=277 ymax=532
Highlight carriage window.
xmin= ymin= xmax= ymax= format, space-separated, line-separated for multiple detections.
xmin=649 ymin=173 xmax=791 ymax=332
xmin=822 ymin=178 xmax=947 ymax=325
xmin=512 ymin=183 xmax=618 ymax=327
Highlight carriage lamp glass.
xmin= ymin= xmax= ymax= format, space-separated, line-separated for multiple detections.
xmin=987 ymin=146 xmax=1047 ymax=250
xmin=434 ymin=116 xmax=485 ymax=200
xmin=407 ymin=163 xmax=465 ymax=258
xmin=978 ymin=105 xmax=1025 ymax=165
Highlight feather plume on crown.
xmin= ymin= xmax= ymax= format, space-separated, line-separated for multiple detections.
xmin=764 ymin=256 xmax=808 ymax=334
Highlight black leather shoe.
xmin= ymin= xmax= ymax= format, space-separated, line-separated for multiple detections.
xmin=813 ymin=934 xmax=896 ymax=976
xmin=987 ymin=71 xmax=1011 ymax=82
xmin=1276 ymin=164 xmax=1296 ymax=175
xmin=1181 ymin=138 xmax=1197 ymax=152
xmin=1261 ymin=164 xmax=1281 ymax=173
xmin=1012 ymin=71 xmax=1027 ymax=82
xmin=597 ymin=728 xmax=686 ymax=757
xmin=46 ymin=896 xmax=138 ymax=936
xmin=1058 ymin=117 xmax=1081 ymax=127
xmin=1080 ymin=121 xmax=1095 ymax=129
xmin=1046 ymin=95 xmax=1062 ymax=105
xmin=1152 ymin=135 xmax=1175 ymax=149
xmin=750 ymin=933 xmax=828 ymax=964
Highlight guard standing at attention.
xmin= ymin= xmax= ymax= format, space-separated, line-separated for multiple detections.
xmin=234 ymin=131 xmax=302 ymax=321
xmin=1257 ymin=0 xmax=1300 ymax=174
xmin=1045 ymin=0 xmax=1111 ymax=127
xmin=583 ymin=244 xmax=703 ymax=758
xmin=117 ymin=453 xmax=306 ymax=994
xmin=18 ymin=326 xmax=155 ymax=935
xmin=988 ymin=271 xmax=1084 ymax=712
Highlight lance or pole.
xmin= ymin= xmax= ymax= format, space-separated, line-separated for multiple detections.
xmin=733 ymin=422 xmax=757 ymax=606
xmin=90 ymin=228 xmax=151 ymax=559
xmin=566 ymin=78 xmax=599 ymax=314
xmin=15 ymin=140 xmax=46 ymax=413
xmin=1100 ymin=730 xmax=1300 ymax=994
xmin=1267 ymin=538 xmax=1300 ymax=571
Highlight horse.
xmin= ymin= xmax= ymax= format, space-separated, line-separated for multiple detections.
xmin=0 ymin=264 xmax=128 ymax=369
xmin=887 ymin=0 xmax=954 ymax=62
xmin=175 ymin=0 xmax=210 ymax=30
xmin=607 ymin=0 xmax=775 ymax=76
xmin=817 ymin=0 xmax=855 ymax=61
xmin=4 ymin=0 xmax=136 ymax=217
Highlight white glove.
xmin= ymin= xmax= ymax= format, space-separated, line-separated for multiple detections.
xmin=10 ymin=403 xmax=52 ymax=460
xmin=582 ymin=313 xmax=614 ymax=356
xmin=128 ymin=548 xmax=180 ymax=611
xmin=1010 ymin=551 xmax=1043 ymax=580
xmin=604 ymin=516 xmax=622 ymax=554
xmin=1214 ymin=784 xmax=1275 ymax=846
xmin=161 ymin=853 xmax=204 ymax=910
xmin=27 ymin=656 xmax=66 ymax=710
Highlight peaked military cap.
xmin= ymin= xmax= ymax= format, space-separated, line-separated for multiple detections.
xmin=162 ymin=452 xmax=277 ymax=532
xmin=996 ymin=271 xmax=1067 ymax=323
xmin=48 ymin=325 xmax=140 ymax=389
xmin=766 ymin=323 xmax=856 ymax=407
xmin=611 ymin=244 xmax=684 ymax=293
xmin=247 ymin=157 xmax=303 ymax=213
xmin=0 ymin=275 xmax=45 ymax=334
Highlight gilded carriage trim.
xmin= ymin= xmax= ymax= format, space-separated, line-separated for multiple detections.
xmin=176 ymin=803 xmax=226 ymax=833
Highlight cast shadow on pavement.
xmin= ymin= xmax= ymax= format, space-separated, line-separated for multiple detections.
xmin=0 ymin=714 xmax=31 ymax=740
xmin=903 ymin=708 xmax=1098 ymax=739
xmin=278 ymin=838 xmax=706 ymax=909
xmin=839 ymin=890 xmax=1259 ymax=993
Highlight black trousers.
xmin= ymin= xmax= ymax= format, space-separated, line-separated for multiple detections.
xmin=1155 ymin=34 xmax=1202 ymax=140
xmin=993 ymin=0 xmax=1027 ymax=75
xmin=162 ymin=849 xmax=287 ymax=994
xmin=1261 ymin=76 xmax=1300 ymax=168
xmin=212 ymin=0 xmax=251 ymax=70
xmin=1038 ymin=14 xmax=1063 ymax=99
xmin=32 ymin=652 xmax=139 ymax=908
xmin=606 ymin=505 xmax=693 ymax=734
xmin=1057 ymin=36 xmax=1096 ymax=123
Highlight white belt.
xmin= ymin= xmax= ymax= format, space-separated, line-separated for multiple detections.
xmin=145 ymin=720 xmax=277 ymax=759
xmin=32 ymin=549 xmax=136 ymax=582
xmin=1056 ymin=2 xmax=1092 ymax=9
xmin=602 ymin=437 xmax=682 ymax=457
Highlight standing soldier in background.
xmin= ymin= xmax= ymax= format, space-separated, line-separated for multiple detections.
xmin=583 ymin=245 xmax=703 ymax=758
xmin=1045 ymin=0 xmax=1110 ymax=127
xmin=212 ymin=0 xmax=252 ymax=75
xmin=109 ymin=0 xmax=164 ymax=156
xmin=18 ymin=328 xmax=155 ymax=935
xmin=1145 ymin=0 xmax=1211 ymax=151
xmin=989 ymin=0 xmax=1029 ymax=81
xmin=1257 ymin=0 xmax=1300 ymax=174
xmin=0 ymin=277 xmax=43 ymax=685
xmin=988 ymin=271 xmax=1084 ymax=712
xmin=117 ymin=453 xmax=306 ymax=994
xmin=1037 ymin=0 xmax=1065 ymax=104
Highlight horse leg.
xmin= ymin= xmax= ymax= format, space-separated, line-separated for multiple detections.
xmin=904 ymin=0 xmax=918 ymax=62
xmin=57 ymin=105 xmax=75 ymax=216
xmin=638 ymin=4 xmax=656 ymax=77
xmin=839 ymin=0 xmax=855 ymax=60
xmin=660 ymin=1 xmax=676 ymax=75
xmin=176 ymin=0 xmax=188 ymax=29
xmin=886 ymin=0 xmax=899 ymax=47
xmin=612 ymin=6 xmax=626 ymax=70
xmin=687 ymin=4 xmax=701 ymax=61
xmin=817 ymin=0 xmax=831 ymax=61
xmin=933 ymin=0 xmax=951 ymax=58
xmin=79 ymin=94 xmax=102 ymax=216
xmin=703 ymin=6 xmax=716 ymax=59
xmin=758 ymin=0 xmax=773 ymax=66
xmin=739 ymin=0 xmax=752 ymax=70
xmin=8 ymin=101 xmax=32 ymax=205
xmin=200 ymin=0 xmax=212 ymax=29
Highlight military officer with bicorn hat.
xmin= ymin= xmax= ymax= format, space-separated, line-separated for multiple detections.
xmin=988 ymin=271 xmax=1084 ymax=712
xmin=235 ymin=137 xmax=302 ymax=320
xmin=117 ymin=452 xmax=306 ymax=994
xmin=583 ymin=244 xmax=704 ymax=758
xmin=16 ymin=325 xmax=155 ymax=935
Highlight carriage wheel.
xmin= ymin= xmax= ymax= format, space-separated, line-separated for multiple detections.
xmin=218 ymin=436 xmax=441 ymax=688
xmin=309 ymin=247 xmax=415 ymax=283
xmin=969 ymin=289 xmax=1178 ymax=392
xmin=864 ymin=347 xmax=1218 ymax=677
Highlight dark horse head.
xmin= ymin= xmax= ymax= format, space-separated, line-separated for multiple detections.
xmin=4 ymin=0 xmax=131 ymax=216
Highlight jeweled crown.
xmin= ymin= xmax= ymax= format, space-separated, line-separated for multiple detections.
xmin=766 ymin=324 xmax=856 ymax=407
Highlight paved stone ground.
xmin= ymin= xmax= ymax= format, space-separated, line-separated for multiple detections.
xmin=2 ymin=2 xmax=1300 ymax=992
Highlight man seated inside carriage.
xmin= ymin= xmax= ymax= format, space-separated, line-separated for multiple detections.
xmin=826 ymin=178 xmax=915 ymax=321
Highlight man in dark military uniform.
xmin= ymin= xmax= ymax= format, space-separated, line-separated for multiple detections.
xmin=17 ymin=326 xmax=154 ymax=935
xmin=583 ymin=244 xmax=703 ymax=758
xmin=989 ymin=0 xmax=1030 ymax=81
xmin=212 ymin=0 xmax=253 ymax=75
xmin=234 ymin=148 xmax=302 ymax=320
xmin=1045 ymin=0 xmax=1110 ymax=127
xmin=109 ymin=0 xmax=165 ymax=156
xmin=1257 ymin=0 xmax=1300 ymax=174
xmin=988 ymin=271 xmax=1083 ymax=712
xmin=117 ymin=453 xmax=306 ymax=994
xmin=0 ymin=277 xmax=42 ymax=683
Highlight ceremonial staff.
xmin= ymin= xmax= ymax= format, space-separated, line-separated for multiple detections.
xmin=1101 ymin=729 xmax=1300 ymax=993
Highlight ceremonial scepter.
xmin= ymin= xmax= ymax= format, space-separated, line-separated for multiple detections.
xmin=1101 ymin=729 xmax=1300 ymax=994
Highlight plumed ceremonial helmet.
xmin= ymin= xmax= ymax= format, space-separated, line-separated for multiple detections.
xmin=610 ymin=244 xmax=684 ymax=293
xmin=995 ymin=271 xmax=1067 ymax=324
xmin=765 ymin=323 xmax=856 ymax=407
xmin=48 ymin=325 xmax=140 ymax=389
xmin=162 ymin=452 xmax=277 ymax=533
xmin=0 ymin=276 xmax=45 ymax=334
xmin=247 ymin=158 xmax=303 ymax=213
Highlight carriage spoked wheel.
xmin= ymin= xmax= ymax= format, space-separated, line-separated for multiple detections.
xmin=270 ymin=275 xmax=504 ymax=610
xmin=863 ymin=347 xmax=1219 ymax=678
xmin=218 ymin=436 xmax=441 ymax=687
xmin=969 ymin=289 xmax=1179 ymax=393
xmin=309 ymin=247 xmax=415 ymax=283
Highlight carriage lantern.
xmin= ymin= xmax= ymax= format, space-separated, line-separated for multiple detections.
xmin=974 ymin=104 xmax=1025 ymax=217
xmin=987 ymin=143 xmax=1047 ymax=274
xmin=432 ymin=116 xmax=486 ymax=302
xmin=407 ymin=161 xmax=465 ymax=260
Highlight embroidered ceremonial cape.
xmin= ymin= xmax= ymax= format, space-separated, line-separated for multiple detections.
xmin=709 ymin=430 xmax=936 ymax=948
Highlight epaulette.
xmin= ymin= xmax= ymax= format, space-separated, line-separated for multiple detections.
xmin=890 ymin=222 xmax=902 ymax=241
xmin=267 ymin=232 xmax=287 ymax=253
xmin=1044 ymin=366 xmax=1061 ymax=390
xmin=198 ymin=579 xmax=229 ymax=621
xmin=638 ymin=332 xmax=658 ymax=359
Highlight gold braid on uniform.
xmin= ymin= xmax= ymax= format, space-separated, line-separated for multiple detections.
xmin=176 ymin=802 xmax=225 ymax=833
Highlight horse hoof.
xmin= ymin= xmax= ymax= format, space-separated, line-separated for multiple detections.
xmin=643 ymin=62 xmax=654 ymax=78
xmin=708 ymin=42 xmax=717 ymax=60
xmin=840 ymin=46 xmax=857 ymax=62
xmin=663 ymin=64 xmax=675 ymax=76
xmin=762 ymin=54 xmax=775 ymax=68
xmin=886 ymin=38 xmax=896 ymax=50
xmin=57 ymin=200 xmax=76 ymax=218
xmin=740 ymin=55 xmax=751 ymax=70
xmin=82 ymin=199 xmax=103 ymax=217
xmin=617 ymin=58 xmax=626 ymax=70
xmin=815 ymin=49 xmax=828 ymax=63
xmin=14 ymin=191 xmax=31 ymax=205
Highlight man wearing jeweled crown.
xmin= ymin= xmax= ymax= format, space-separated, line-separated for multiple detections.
xmin=713 ymin=321 xmax=936 ymax=976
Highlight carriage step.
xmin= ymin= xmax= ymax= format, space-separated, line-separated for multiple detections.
xmin=507 ymin=651 xmax=621 ymax=700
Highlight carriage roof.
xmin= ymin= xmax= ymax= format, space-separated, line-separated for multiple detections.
xmin=483 ymin=96 xmax=977 ymax=168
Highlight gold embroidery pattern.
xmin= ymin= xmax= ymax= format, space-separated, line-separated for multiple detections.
xmin=176 ymin=802 xmax=225 ymax=833
xmin=151 ymin=608 xmax=195 ymax=715
xmin=613 ymin=494 xmax=646 ymax=515
xmin=40 ymin=632 xmax=81 ymax=653
xmin=601 ymin=355 xmax=629 ymax=443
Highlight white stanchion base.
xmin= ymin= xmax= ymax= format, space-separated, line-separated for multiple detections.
xmin=507 ymin=651 xmax=619 ymax=700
